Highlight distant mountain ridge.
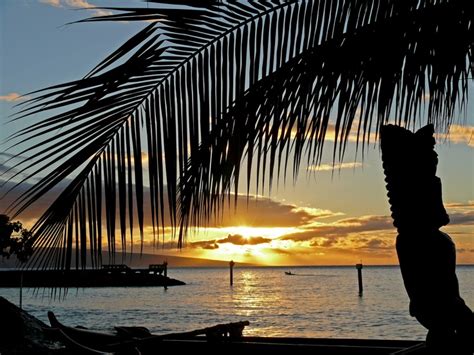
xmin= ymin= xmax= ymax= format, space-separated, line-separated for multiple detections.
xmin=0 ymin=251 xmax=257 ymax=268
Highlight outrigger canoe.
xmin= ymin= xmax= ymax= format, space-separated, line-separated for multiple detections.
xmin=45 ymin=312 xmax=428 ymax=354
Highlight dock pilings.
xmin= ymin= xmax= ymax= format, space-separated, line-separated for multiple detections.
xmin=230 ymin=260 xmax=235 ymax=286
xmin=356 ymin=263 xmax=363 ymax=296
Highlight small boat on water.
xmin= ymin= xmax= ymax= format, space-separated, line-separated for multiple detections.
xmin=285 ymin=271 xmax=295 ymax=275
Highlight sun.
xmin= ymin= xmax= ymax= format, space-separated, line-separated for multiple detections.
xmin=180 ymin=225 xmax=302 ymax=264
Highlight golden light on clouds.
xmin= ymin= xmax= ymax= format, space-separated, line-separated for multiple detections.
xmin=39 ymin=0 xmax=61 ymax=7
xmin=307 ymin=162 xmax=363 ymax=172
xmin=440 ymin=125 xmax=474 ymax=147
xmin=277 ymin=121 xmax=369 ymax=143
xmin=39 ymin=0 xmax=113 ymax=17
xmin=2 ymin=165 xmax=473 ymax=265
xmin=218 ymin=226 xmax=299 ymax=239
xmin=177 ymin=199 xmax=474 ymax=265
xmin=0 ymin=93 xmax=29 ymax=102
xmin=291 ymin=206 xmax=344 ymax=219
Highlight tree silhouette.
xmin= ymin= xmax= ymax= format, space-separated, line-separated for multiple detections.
xmin=0 ymin=215 xmax=34 ymax=264
xmin=1 ymin=0 xmax=472 ymax=269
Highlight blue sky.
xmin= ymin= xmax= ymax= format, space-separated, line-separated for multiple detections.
xmin=1 ymin=0 xmax=473 ymax=265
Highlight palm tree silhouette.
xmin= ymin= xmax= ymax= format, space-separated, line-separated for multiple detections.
xmin=2 ymin=0 xmax=472 ymax=270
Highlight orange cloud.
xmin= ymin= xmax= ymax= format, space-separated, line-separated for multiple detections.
xmin=119 ymin=201 xmax=474 ymax=264
xmin=187 ymin=234 xmax=272 ymax=250
xmin=257 ymin=236 xmax=398 ymax=265
xmin=219 ymin=234 xmax=272 ymax=245
xmin=0 ymin=93 xmax=29 ymax=102
xmin=279 ymin=215 xmax=394 ymax=242
xmin=324 ymin=122 xmax=378 ymax=143
xmin=3 ymin=160 xmax=472 ymax=265
xmin=291 ymin=206 xmax=343 ymax=219
xmin=211 ymin=195 xmax=342 ymax=228
xmin=39 ymin=0 xmax=61 ymax=7
xmin=445 ymin=200 xmax=474 ymax=208
xmin=445 ymin=201 xmax=474 ymax=225
xmin=307 ymin=162 xmax=363 ymax=172
xmin=438 ymin=125 xmax=474 ymax=148
xmin=1 ymin=174 xmax=331 ymax=228
xmin=189 ymin=240 xmax=219 ymax=250
xmin=281 ymin=122 xmax=366 ymax=144
xmin=40 ymin=0 xmax=113 ymax=17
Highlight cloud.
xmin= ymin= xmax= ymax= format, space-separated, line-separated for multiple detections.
xmin=445 ymin=201 xmax=474 ymax=209
xmin=213 ymin=195 xmax=342 ymax=228
xmin=307 ymin=162 xmax=363 ymax=172
xmin=278 ymin=119 xmax=376 ymax=145
xmin=276 ymin=203 xmax=473 ymax=253
xmin=279 ymin=120 xmax=474 ymax=150
xmin=260 ymin=233 xmax=398 ymax=263
xmin=189 ymin=240 xmax=219 ymax=250
xmin=441 ymin=125 xmax=474 ymax=148
xmin=0 ymin=93 xmax=29 ymax=102
xmin=218 ymin=234 xmax=272 ymax=245
xmin=310 ymin=237 xmax=340 ymax=247
xmin=332 ymin=215 xmax=394 ymax=232
xmin=152 ymin=201 xmax=473 ymax=261
xmin=65 ymin=0 xmax=94 ymax=7
xmin=1 ymin=168 xmax=342 ymax=232
xmin=357 ymin=237 xmax=393 ymax=251
xmin=40 ymin=0 xmax=113 ymax=17
xmin=0 ymin=152 xmax=38 ymax=182
xmin=39 ymin=0 xmax=61 ymax=7
xmin=268 ymin=201 xmax=474 ymax=262
xmin=188 ymin=234 xmax=272 ymax=250
xmin=445 ymin=201 xmax=474 ymax=225
xmin=324 ymin=122 xmax=378 ymax=143
xmin=280 ymin=215 xmax=394 ymax=242
xmin=269 ymin=247 xmax=295 ymax=255
xmin=307 ymin=233 xmax=396 ymax=257
xmin=291 ymin=206 xmax=344 ymax=219
xmin=448 ymin=212 xmax=474 ymax=225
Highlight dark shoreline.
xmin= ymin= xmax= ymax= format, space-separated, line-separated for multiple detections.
xmin=0 ymin=269 xmax=185 ymax=288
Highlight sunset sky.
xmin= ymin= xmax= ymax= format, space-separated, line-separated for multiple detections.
xmin=1 ymin=0 xmax=473 ymax=266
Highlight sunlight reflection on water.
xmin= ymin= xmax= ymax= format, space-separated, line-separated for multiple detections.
xmin=1 ymin=266 xmax=473 ymax=340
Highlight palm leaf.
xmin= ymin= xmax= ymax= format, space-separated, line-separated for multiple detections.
xmin=179 ymin=0 xmax=473 ymax=231
xmin=2 ymin=0 xmax=472 ymax=269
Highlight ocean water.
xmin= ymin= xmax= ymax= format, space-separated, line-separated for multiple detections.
xmin=1 ymin=266 xmax=473 ymax=340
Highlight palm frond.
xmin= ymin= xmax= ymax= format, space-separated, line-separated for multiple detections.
xmin=2 ymin=0 xmax=472 ymax=269
xmin=179 ymin=0 xmax=473 ymax=232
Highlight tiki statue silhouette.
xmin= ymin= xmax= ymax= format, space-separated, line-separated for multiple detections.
xmin=381 ymin=124 xmax=473 ymax=353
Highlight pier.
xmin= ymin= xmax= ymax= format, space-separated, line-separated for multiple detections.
xmin=0 ymin=263 xmax=185 ymax=288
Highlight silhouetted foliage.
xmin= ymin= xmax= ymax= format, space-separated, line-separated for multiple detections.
xmin=0 ymin=215 xmax=34 ymax=263
xmin=2 ymin=0 xmax=472 ymax=269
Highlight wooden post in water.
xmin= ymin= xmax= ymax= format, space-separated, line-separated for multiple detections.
xmin=229 ymin=260 xmax=235 ymax=286
xmin=19 ymin=271 xmax=23 ymax=309
xmin=163 ymin=261 xmax=168 ymax=278
xmin=356 ymin=263 xmax=363 ymax=296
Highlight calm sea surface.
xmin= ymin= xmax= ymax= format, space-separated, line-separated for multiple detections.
xmin=1 ymin=266 xmax=473 ymax=340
